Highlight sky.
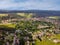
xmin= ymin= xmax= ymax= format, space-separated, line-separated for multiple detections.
xmin=0 ymin=0 xmax=60 ymax=10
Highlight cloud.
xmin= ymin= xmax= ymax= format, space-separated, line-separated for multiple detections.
xmin=0 ymin=0 xmax=60 ymax=10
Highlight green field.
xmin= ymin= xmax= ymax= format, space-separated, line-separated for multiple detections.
xmin=0 ymin=14 xmax=8 ymax=17
xmin=29 ymin=34 xmax=60 ymax=45
xmin=48 ymin=16 xmax=60 ymax=20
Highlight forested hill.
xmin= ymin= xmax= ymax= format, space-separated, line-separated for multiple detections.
xmin=0 ymin=10 xmax=60 ymax=16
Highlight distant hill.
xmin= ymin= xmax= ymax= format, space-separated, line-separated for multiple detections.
xmin=0 ymin=10 xmax=60 ymax=17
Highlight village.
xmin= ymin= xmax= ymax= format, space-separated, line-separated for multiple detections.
xmin=0 ymin=13 xmax=60 ymax=45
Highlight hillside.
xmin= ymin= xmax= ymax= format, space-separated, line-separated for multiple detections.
xmin=0 ymin=10 xmax=60 ymax=17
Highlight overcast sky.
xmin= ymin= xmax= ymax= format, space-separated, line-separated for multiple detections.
xmin=0 ymin=0 xmax=60 ymax=10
